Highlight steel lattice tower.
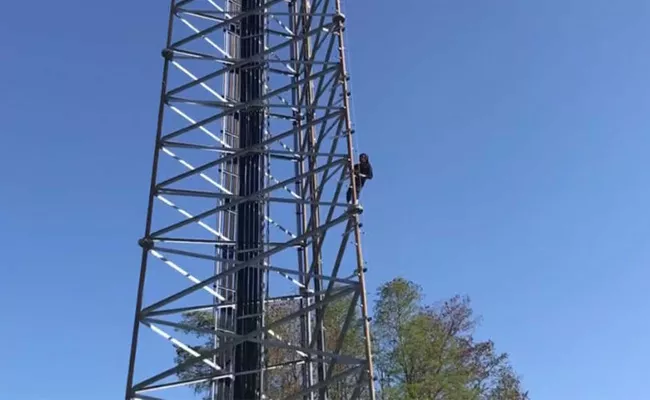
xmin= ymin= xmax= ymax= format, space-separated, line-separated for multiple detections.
xmin=124 ymin=0 xmax=375 ymax=399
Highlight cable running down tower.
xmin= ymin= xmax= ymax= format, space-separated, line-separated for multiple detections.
xmin=124 ymin=0 xmax=375 ymax=399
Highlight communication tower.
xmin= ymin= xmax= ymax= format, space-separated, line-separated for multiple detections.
xmin=124 ymin=0 xmax=375 ymax=399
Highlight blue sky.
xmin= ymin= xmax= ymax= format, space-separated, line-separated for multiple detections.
xmin=2 ymin=0 xmax=650 ymax=399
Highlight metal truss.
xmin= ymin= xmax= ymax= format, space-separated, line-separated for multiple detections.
xmin=124 ymin=0 xmax=375 ymax=399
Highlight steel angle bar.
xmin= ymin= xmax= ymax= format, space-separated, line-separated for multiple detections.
xmin=146 ymin=303 xmax=230 ymax=317
xmin=152 ymin=296 xmax=348 ymax=318
xmin=153 ymin=237 xmax=236 ymax=245
xmin=170 ymin=60 xmax=227 ymax=102
xmin=143 ymin=321 xmax=223 ymax=371
xmin=265 ymin=359 xmax=307 ymax=371
xmin=305 ymin=175 xmax=354 ymax=350
xmin=211 ymin=287 xmax=360 ymax=357
xmin=149 ymin=249 xmax=229 ymax=300
xmin=320 ymin=162 xmax=345 ymax=187
xmin=333 ymin=0 xmax=378 ymax=397
xmin=266 ymin=196 xmax=346 ymax=207
xmin=308 ymin=0 xmax=333 ymax=55
xmin=265 ymin=264 xmax=360 ymax=286
xmin=164 ymin=106 xmax=226 ymax=145
xmin=157 ymin=188 xmax=234 ymax=199
xmin=176 ymin=16 xmax=229 ymax=60
xmin=162 ymin=142 xmax=344 ymax=159
xmin=133 ymin=394 xmax=165 ymax=400
xmin=154 ymin=243 xmax=309 ymax=292
xmin=169 ymin=52 xmax=337 ymax=66
xmin=282 ymin=366 xmax=363 ymax=400
xmin=170 ymin=0 xmax=286 ymax=50
xmin=151 ymin=245 xmax=235 ymax=264
xmin=154 ymin=194 xmax=229 ymax=241
xmin=264 ymin=59 xmax=337 ymax=65
xmin=254 ymin=336 xmax=363 ymax=366
xmin=160 ymin=110 xmax=342 ymax=155
xmin=135 ymin=286 xmax=356 ymax=391
xmin=268 ymin=13 xmax=293 ymax=35
xmin=348 ymin=370 xmax=370 ymax=400
xmin=160 ymin=143 xmax=298 ymax=242
xmin=315 ymin=64 xmax=340 ymax=102
xmin=168 ymin=48 xmax=232 ymax=62
xmin=144 ymin=318 xmax=238 ymax=342
xmin=167 ymin=22 xmax=335 ymax=99
xmin=144 ymin=279 xmax=314 ymax=362
xmin=316 ymin=114 xmax=345 ymax=151
xmin=176 ymin=9 xmax=227 ymax=23
xmin=267 ymin=67 xmax=295 ymax=76
xmin=302 ymin=167 xmax=348 ymax=282
xmin=169 ymin=50 xmax=300 ymax=157
xmin=300 ymin=118 xmax=347 ymax=235
xmin=137 ymin=362 xmax=301 ymax=395
xmin=168 ymin=98 xmax=342 ymax=111
xmin=176 ymin=9 xmax=337 ymax=17
xmin=265 ymin=28 xmax=294 ymax=39
xmin=144 ymin=317 xmax=363 ymax=365
xmin=158 ymin=112 xmax=341 ymax=178
xmin=161 ymin=105 xmax=243 ymax=142
xmin=173 ymin=0 xmax=196 ymax=9
xmin=296 ymin=62 xmax=342 ymax=156
xmin=165 ymin=97 xmax=234 ymax=108
xmin=136 ymin=373 xmax=233 ymax=394
xmin=155 ymin=144 xmax=259 ymax=187
xmin=143 ymin=211 xmax=353 ymax=314
xmin=314 ymin=53 xmax=339 ymax=93
xmin=124 ymin=2 xmax=177 ymax=398
xmin=268 ymin=111 xmax=297 ymax=120
xmin=252 ymin=65 xmax=342 ymax=107
xmin=325 ymin=290 xmax=362 ymax=378
xmin=150 ymin=159 xmax=346 ymax=237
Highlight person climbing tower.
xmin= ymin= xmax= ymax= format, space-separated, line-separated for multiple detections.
xmin=346 ymin=152 xmax=373 ymax=203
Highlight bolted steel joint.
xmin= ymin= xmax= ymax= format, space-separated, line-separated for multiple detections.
xmin=332 ymin=12 xmax=346 ymax=33
xmin=333 ymin=12 xmax=346 ymax=25
xmin=138 ymin=237 xmax=154 ymax=250
xmin=161 ymin=48 xmax=173 ymax=60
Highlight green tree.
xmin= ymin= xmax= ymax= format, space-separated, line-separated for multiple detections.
xmin=373 ymin=278 xmax=529 ymax=400
xmin=487 ymin=366 xmax=529 ymax=400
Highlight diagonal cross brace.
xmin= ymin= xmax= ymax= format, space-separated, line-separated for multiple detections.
xmin=134 ymin=285 xmax=358 ymax=391
xmin=150 ymin=158 xmax=346 ymax=237
xmin=142 ymin=209 xmax=354 ymax=314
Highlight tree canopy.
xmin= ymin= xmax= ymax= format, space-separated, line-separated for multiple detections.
xmin=173 ymin=278 xmax=529 ymax=399
xmin=373 ymin=278 xmax=528 ymax=400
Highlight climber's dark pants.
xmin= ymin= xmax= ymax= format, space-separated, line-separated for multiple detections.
xmin=346 ymin=180 xmax=364 ymax=203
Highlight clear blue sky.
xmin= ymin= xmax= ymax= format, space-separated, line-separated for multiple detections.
xmin=2 ymin=0 xmax=649 ymax=399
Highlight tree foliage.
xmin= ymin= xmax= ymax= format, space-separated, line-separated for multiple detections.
xmin=172 ymin=278 xmax=529 ymax=399
xmin=373 ymin=278 xmax=529 ymax=400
